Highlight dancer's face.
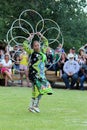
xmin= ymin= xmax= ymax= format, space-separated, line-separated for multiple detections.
xmin=33 ymin=41 xmax=40 ymax=52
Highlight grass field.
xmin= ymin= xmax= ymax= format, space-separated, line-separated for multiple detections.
xmin=0 ymin=87 xmax=87 ymax=130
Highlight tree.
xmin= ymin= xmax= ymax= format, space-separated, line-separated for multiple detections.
xmin=0 ymin=0 xmax=87 ymax=52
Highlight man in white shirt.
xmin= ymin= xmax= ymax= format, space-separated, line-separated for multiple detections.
xmin=62 ymin=53 xmax=80 ymax=89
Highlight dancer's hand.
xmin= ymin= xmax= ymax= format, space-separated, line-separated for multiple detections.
xmin=27 ymin=33 xmax=34 ymax=41
xmin=37 ymin=32 xmax=43 ymax=37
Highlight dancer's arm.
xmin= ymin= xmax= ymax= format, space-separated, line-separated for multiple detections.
xmin=23 ymin=34 xmax=34 ymax=54
xmin=37 ymin=32 xmax=48 ymax=53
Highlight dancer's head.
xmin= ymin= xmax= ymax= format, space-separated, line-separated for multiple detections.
xmin=33 ymin=40 xmax=40 ymax=52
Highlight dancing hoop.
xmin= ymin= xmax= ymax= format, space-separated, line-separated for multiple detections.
xmin=48 ymin=32 xmax=64 ymax=47
xmin=6 ymin=18 xmax=34 ymax=45
xmin=6 ymin=9 xmax=64 ymax=71
xmin=11 ymin=18 xmax=34 ymax=34
xmin=36 ymin=18 xmax=60 ymax=44
xmin=8 ymin=36 xmax=28 ymax=46
xmin=42 ymin=27 xmax=60 ymax=44
xmin=19 ymin=9 xmax=44 ymax=33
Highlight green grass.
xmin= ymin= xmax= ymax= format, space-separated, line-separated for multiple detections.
xmin=0 ymin=87 xmax=87 ymax=130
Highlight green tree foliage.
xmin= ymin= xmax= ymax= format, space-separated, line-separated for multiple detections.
xmin=0 ymin=0 xmax=87 ymax=51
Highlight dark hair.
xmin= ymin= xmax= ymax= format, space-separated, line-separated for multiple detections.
xmin=32 ymin=40 xmax=39 ymax=48
xmin=72 ymin=47 xmax=75 ymax=50
xmin=31 ymin=34 xmax=40 ymax=48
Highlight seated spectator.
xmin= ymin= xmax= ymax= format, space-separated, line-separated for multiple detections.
xmin=67 ymin=47 xmax=78 ymax=61
xmin=62 ymin=53 xmax=80 ymax=89
xmin=72 ymin=47 xmax=78 ymax=60
xmin=1 ymin=53 xmax=13 ymax=86
xmin=55 ymin=43 xmax=64 ymax=54
xmin=79 ymin=59 xmax=87 ymax=90
xmin=79 ymin=48 xmax=85 ymax=57
xmin=57 ymin=52 xmax=68 ymax=77
xmin=84 ymin=44 xmax=87 ymax=54
xmin=53 ymin=44 xmax=64 ymax=71
xmin=14 ymin=55 xmax=20 ymax=72
xmin=67 ymin=49 xmax=72 ymax=59
xmin=77 ymin=55 xmax=86 ymax=67
xmin=46 ymin=47 xmax=54 ymax=70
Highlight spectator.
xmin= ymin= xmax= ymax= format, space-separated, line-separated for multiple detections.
xmin=67 ymin=47 xmax=78 ymax=60
xmin=72 ymin=47 xmax=78 ymax=60
xmin=19 ymin=50 xmax=31 ymax=87
xmin=67 ymin=49 xmax=72 ymax=59
xmin=14 ymin=45 xmax=19 ymax=51
xmin=13 ymin=45 xmax=22 ymax=61
xmin=46 ymin=47 xmax=54 ymax=70
xmin=55 ymin=43 xmax=64 ymax=54
xmin=0 ymin=50 xmax=4 ymax=62
xmin=1 ymin=53 xmax=13 ymax=86
xmin=79 ymin=59 xmax=87 ymax=90
xmin=77 ymin=48 xmax=86 ymax=66
xmin=62 ymin=53 xmax=80 ymax=89
xmin=53 ymin=44 xmax=64 ymax=71
xmin=57 ymin=52 xmax=68 ymax=77
xmin=84 ymin=44 xmax=87 ymax=54
xmin=77 ymin=55 xmax=86 ymax=67
xmin=79 ymin=48 xmax=85 ymax=57
xmin=14 ymin=55 xmax=20 ymax=72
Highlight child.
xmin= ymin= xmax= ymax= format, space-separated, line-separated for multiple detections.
xmin=23 ymin=32 xmax=53 ymax=113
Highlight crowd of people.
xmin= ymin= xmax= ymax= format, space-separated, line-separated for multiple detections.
xmin=46 ymin=43 xmax=87 ymax=90
xmin=0 ymin=41 xmax=87 ymax=90
xmin=0 ymin=45 xmax=31 ymax=87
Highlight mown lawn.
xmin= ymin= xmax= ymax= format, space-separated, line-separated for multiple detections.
xmin=0 ymin=87 xmax=87 ymax=130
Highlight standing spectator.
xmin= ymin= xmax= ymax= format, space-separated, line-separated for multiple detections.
xmin=19 ymin=50 xmax=31 ymax=87
xmin=62 ymin=53 xmax=80 ymax=89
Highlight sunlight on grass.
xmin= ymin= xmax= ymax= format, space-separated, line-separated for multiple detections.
xmin=0 ymin=87 xmax=87 ymax=130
